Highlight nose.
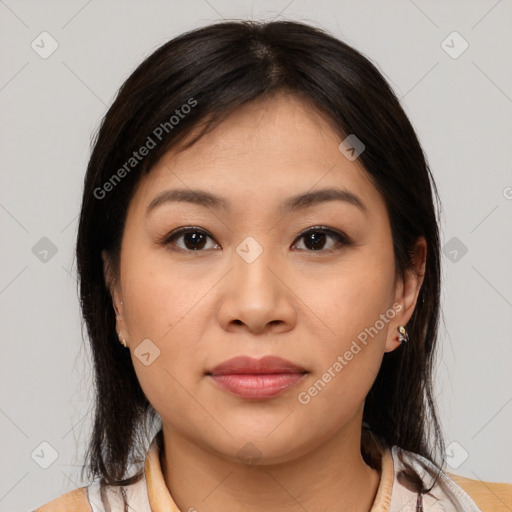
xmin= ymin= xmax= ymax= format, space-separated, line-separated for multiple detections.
xmin=216 ymin=244 xmax=297 ymax=336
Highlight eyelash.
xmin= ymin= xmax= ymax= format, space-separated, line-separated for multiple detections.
xmin=158 ymin=225 xmax=352 ymax=254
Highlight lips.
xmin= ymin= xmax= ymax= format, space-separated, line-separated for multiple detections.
xmin=207 ymin=356 xmax=307 ymax=399
xmin=209 ymin=355 xmax=307 ymax=375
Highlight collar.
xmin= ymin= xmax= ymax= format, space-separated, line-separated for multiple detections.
xmin=87 ymin=432 xmax=481 ymax=511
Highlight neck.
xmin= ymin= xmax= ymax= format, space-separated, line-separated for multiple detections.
xmin=160 ymin=418 xmax=381 ymax=512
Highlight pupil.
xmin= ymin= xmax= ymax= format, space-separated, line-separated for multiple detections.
xmin=307 ymin=232 xmax=325 ymax=250
xmin=185 ymin=233 xmax=205 ymax=250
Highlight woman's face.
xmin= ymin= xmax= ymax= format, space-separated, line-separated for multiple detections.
xmin=108 ymin=93 xmax=425 ymax=464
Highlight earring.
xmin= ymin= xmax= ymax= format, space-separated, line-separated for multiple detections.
xmin=397 ymin=325 xmax=409 ymax=344
xmin=117 ymin=332 xmax=127 ymax=348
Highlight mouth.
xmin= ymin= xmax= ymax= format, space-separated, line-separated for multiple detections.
xmin=206 ymin=355 xmax=308 ymax=400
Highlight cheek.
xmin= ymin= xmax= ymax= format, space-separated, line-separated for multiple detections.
xmin=122 ymin=261 xmax=210 ymax=421
xmin=120 ymin=242 xmax=208 ymax=338
xmin=305 ymin=248 xmax=395 ymax=341
xmin=299 ymin=248 xmax=396 ymax=396
xmin=119 ymin=243 xmax=217 ymax=387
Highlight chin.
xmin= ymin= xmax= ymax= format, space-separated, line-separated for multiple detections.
xmin=209 ymin=429 xmax=314 ymax=467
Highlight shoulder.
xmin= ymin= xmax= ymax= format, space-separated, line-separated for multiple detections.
xmin=390 ymin=445 xmax=511 ymax=511
xmin=32 ymin=470 xmax=150 ymax=511
xmin=447 ymin=472 xmax=512 ymax=512
xmin=33 ymin=487 xmax=91 ymax=512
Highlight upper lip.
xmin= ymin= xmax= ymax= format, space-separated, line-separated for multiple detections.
xmin=208 ymin=356 xmax=307 ymax=376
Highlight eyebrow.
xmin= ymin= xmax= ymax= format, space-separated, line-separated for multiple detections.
xmin=146 ymin=187 xmax=368 ymax=216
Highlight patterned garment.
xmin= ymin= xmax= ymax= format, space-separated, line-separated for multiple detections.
xmin=33 ymin=432 xmax=512 ymax=511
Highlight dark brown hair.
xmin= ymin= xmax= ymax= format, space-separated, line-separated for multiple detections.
xmin=77 ymin=19 xmax=446 ymax=507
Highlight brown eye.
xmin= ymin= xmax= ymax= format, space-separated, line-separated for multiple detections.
xmin=293 ymin=227 xmax=350 ymax=252
xmin=162 ymin=227 xmax=219 ymax=251
xmin=160 ymin=225 xmax=350 ymax=253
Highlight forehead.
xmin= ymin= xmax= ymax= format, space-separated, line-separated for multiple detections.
xmin=129 ymin=93 xmax=384 ymax=216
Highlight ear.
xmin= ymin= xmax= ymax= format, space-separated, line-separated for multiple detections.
xmin=101 ymin=250 xmax=127 ymax=337
xmin=384 ymin=237 xmax=427 ymax=353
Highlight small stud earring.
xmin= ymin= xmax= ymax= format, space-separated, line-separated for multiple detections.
xmin=397 ymin=325 xmax=409 ymax=344
xmin=117 ymin=332 xmax=127 ymax=348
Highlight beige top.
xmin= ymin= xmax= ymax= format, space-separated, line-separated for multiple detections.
xmin=34 ymin=432 xmax=512 ymax=511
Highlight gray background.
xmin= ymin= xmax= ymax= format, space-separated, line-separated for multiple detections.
xmin=0 ymin=0 xmax=511 ymax=510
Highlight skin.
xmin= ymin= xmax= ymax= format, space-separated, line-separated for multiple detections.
xmin=105 ymin=92 xmax=426 ymax=512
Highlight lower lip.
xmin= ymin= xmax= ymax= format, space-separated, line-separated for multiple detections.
xmin=210 ymin=373 xmax=306 ymax=399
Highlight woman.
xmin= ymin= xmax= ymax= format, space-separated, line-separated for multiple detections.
xmin=34 ymin=19 xmax=511 ymax=512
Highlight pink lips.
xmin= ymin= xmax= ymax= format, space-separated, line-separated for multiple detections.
xmin=207 ymin=356 xmax=307 ymax=400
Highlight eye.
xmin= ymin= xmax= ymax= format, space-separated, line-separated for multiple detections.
xmin=159 ymin=225 xmax=351 ymax=253
xmin=292 ymin=226 xmax=351 ymax=253
xmin=161 ymin=227 xmax=220 ymax=251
